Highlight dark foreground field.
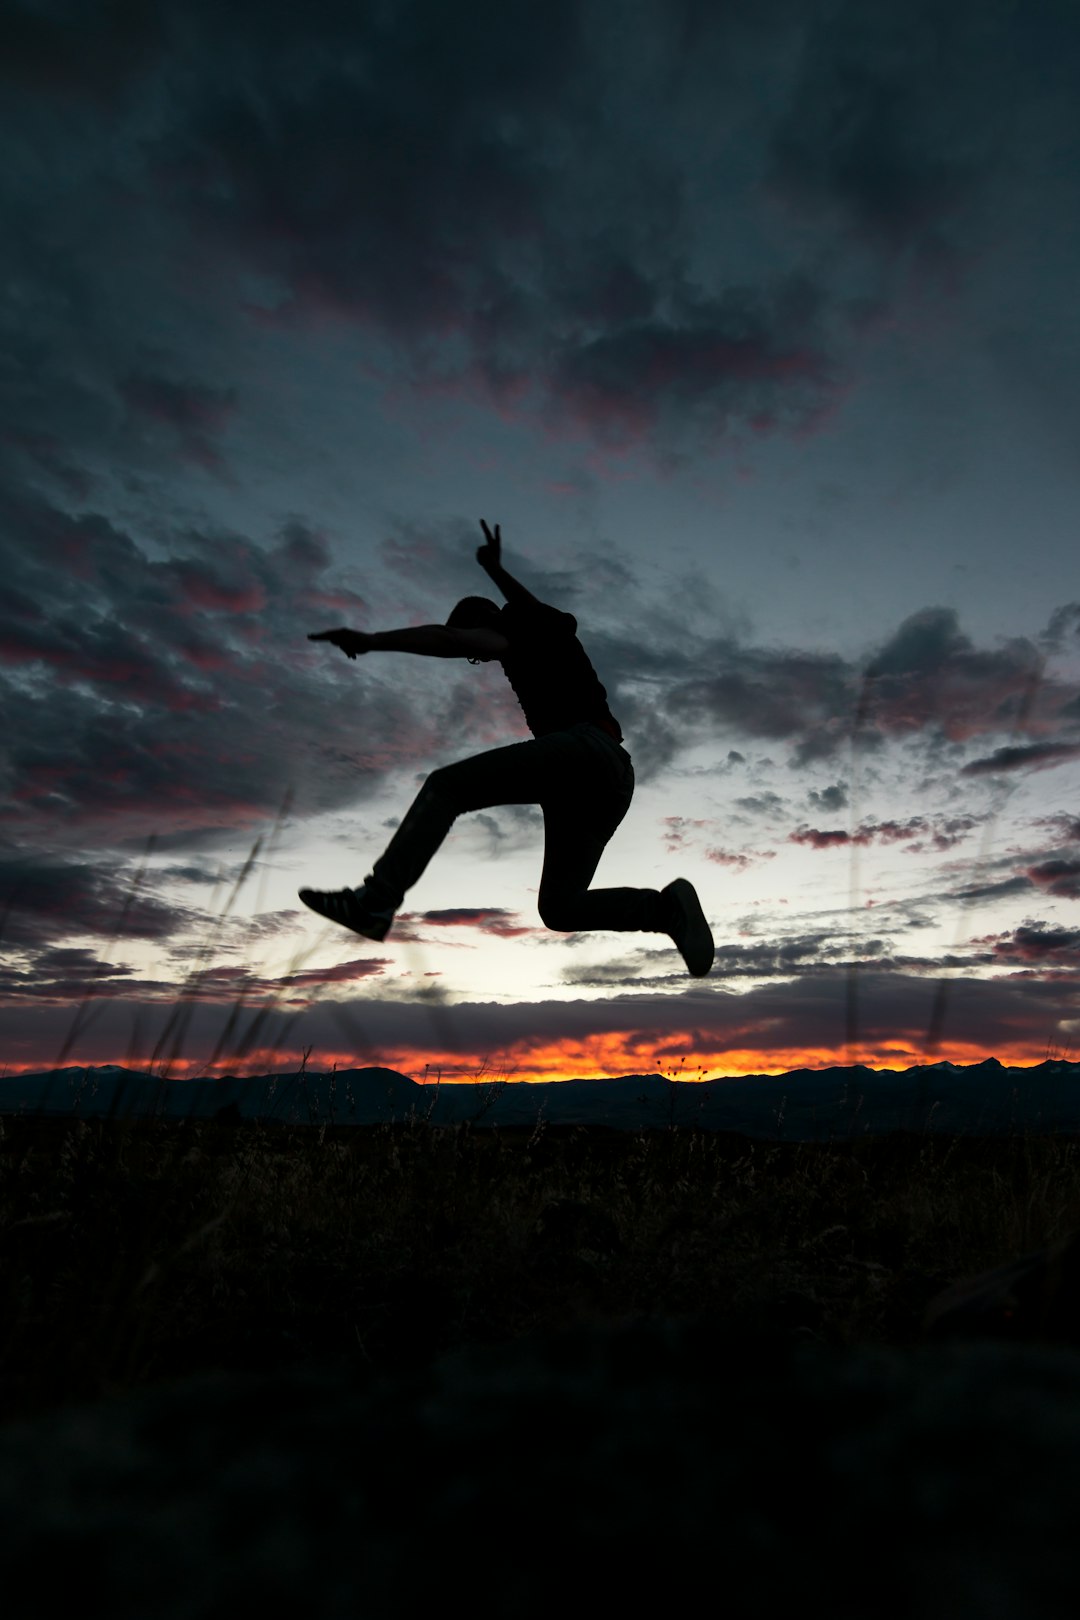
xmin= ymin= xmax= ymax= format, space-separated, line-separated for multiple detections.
xmin=4 ymin=1115 xmax=1080 ymax=1615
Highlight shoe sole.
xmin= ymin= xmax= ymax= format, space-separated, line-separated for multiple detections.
xmin=664 ymin=879 xmax=714 ymax=976
xmin=298 ymin=889 xmax=391 ymax=942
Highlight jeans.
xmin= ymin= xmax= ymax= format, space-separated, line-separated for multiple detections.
xmin=366 ymin=723 xmax=673 ymax=934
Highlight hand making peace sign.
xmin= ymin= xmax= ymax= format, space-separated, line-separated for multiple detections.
xmin=477 ymin=518 xmax=501 ymax=570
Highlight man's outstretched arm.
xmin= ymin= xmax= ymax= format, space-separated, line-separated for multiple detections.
xmin=477 ymin=519 xmax=542 ymax=606
xmin=309 ymin=626 xmax=507 ymax=660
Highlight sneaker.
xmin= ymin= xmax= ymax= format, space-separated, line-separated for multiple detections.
xmin=662 ymin=878 xmax=714 ymax=976
xmin=298 ymin=886 xmax=395 ymax=942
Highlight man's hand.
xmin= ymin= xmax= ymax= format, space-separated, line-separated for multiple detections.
xmin=477 ymin=518 xmax=501 ymax=572
xmin=308 ymin=628 xmax=372 ymax=659
xmin=475 ymin=517 xmax=540 ymax=608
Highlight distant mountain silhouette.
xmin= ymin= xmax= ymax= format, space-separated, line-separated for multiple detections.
xmin=3 ymin=1058 xmax=1079 ymax=1139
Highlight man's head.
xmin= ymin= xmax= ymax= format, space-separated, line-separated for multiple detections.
xmin=446 ymin=596 xmax=502 ymax=632
xmin=446 ymin=596 xmax=504 ymax=664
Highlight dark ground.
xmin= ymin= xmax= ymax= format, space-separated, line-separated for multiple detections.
xmin=2 ymin=1325 xmax=1080 ymax=1618
xmin=3 ymin=1116 xmax=1080 ymax=1616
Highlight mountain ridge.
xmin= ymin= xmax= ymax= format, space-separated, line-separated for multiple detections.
xmin=2 ymin=1058 xmax=1078 ymax=1139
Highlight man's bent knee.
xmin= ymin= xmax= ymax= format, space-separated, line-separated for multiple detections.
xmin=538 ymin=892 xmax=585 ymax=932
xmin=419 ymin=767 xmax=464 ymax=814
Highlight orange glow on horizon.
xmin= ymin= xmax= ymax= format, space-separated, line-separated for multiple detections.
xmin=351 ymin=1034 xmax=1068 ymax=1085
xmin=6 ymin=1032 xmax=1068 ymax=1083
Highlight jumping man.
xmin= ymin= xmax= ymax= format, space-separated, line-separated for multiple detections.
xmin=299 ymin=521 xmax=714 ymax=976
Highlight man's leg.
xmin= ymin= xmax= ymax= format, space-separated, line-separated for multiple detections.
xmin=301 ymin=725 xmax=713 ymax=972
xmin=536 ymin=799 xmax=670 ymax=934
xmin=538 ymin=808 xmax=714 ymax=974
xmin=364 ymin=732 xmax=581 ymax=913
xmin=534 ymin=732 xmax=714 ymax=974
xmin=300 ymin=738 xmax=549 ymax=937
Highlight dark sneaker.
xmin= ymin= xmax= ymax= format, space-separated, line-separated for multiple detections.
xmin=662 ymin=879 xmax=714 ymax=976
xmin=298 ymin=886 xmax=394 ymax=942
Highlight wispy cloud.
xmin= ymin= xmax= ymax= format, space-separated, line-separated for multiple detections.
xmin=4 ymin=963 xmax=1075 ymax=1082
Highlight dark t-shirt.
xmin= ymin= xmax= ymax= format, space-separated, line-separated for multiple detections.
xmin=497 ymin=598 xmax=623 ymax=743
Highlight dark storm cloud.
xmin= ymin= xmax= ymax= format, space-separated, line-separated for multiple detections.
xmin=0 ymin=0 xmax=168 ymax=99
xmin=559 ymin=902 xmax=1027 ymax=993
xmin=663 ymin=641 xmax=852 ymax=757
xmin=0 ymin=0 xmax=1067 ymax=497
xmin=951 ymin=875 xmax=1034 ymax=905
xmin=107 ymin=0 xmax=975 ymax=463
xmin=0 ymin=489 xmax=510 ymax=862
xmin=767 ymin=8 xmax=981 ymax=264
xmin=0 ymin=842 xmax=187 ymax=951
xmin=646 ymin=604 xmax=1077 ymax=770
xmin=119 ymin=374 xmax=238 ymax=474
xmin=5 ymin=965 xmax=1076 ymax=1078
xmin=983 ymin=923 xmax=1080 ymax=970
xmin=808 ymin=783 xmax=848 ymax=813
xmin=716 ymin=931 xmax=882 ymax=976
xmin=0 ymin=7 xmax=1074 ymax=886
xmin=1041 ymin=604 xmax=1080 ymax=652
xmin=734 ymin=792 xmax=786 ymax=816
xmin=545 ymin=281 xmax=839 ymax=454
xmin=2 ymin=458 xmax=1075 ymax=899
xmin=0 ymin=928 xmax=389 ymax=1035
xmin=859 ymin=609 xmax=1051 ymax=744
xmin=1024 ymin=860 xmax=1080 ymax=901
xmin=961 ymin=741 xmax=1080 ymax=776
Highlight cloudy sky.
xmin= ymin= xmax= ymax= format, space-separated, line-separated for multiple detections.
xmin=2 ymin=0 xmax=1079 ymax=1084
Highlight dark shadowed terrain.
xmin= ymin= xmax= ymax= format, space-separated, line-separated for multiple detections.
xmin=3 ymin=1113 xmax=1080 ymax=1615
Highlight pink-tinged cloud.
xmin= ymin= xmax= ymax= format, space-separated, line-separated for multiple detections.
xmin=142 ymin=28 xmax=854 ymax=470
xmin=662 ymin=816 xmax=711 ymax=851
xmin=547 ymin=323 xmax=834 ymax=453
xmin=119 ymin=375 xmax=237 ymax=473
xmin=1032 ymin=813 xmax=1080 ymax=845
xmin=1024 ymin=860 xmax=1080 ymax=900
xmin=420 ymin=908 xmax=535 ymax=939
xmin=173 ymin=638 xmax=241 ymax=674
xmin=985 ymin=924 xmax=1080 ymax=967
xmin=706 ymin=848 xmax=776 ymax=869
xmin=866 ymin=818 xmax=928 ymax=844
xmin=857 ymin=610 xmax=1076 ymax=748
xmin=789 ymin=813 xmax=984 ymax=854
xmin=304 ymin=589 xmax=370 ymax=620
xmin=166 ymin=558 xmax=268 ymax=616
xmin=0 ymin=615 xmax=224 ymax=716
xmin=861 ymin=815 xmax=979 ymax=852
xmin=790 ymin=827 xmax=851 ymax=849
xmin=281 ymin=958 xmax=390 ymax=986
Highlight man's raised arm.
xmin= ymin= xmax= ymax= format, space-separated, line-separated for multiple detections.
xmin=308 ymin=626 xmax=507 ymax=660
xmin=477 ymin=519 xmax=541 ymax=607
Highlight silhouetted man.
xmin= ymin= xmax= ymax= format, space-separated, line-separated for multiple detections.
xmin=300 ymin=521 xmax=714 ymax=975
